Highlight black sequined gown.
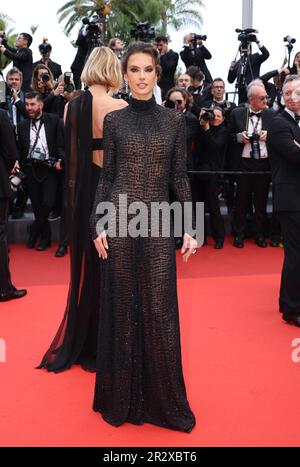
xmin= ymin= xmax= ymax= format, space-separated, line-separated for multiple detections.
xmin=90 ymin=96 xmax=195 ymax=432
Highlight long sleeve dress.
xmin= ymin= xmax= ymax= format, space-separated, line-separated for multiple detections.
xmin=90 ymin=96 xmax=196 ymax=432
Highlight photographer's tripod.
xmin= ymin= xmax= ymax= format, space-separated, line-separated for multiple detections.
xmin=232 ymin=44 xmax=254 ymax=104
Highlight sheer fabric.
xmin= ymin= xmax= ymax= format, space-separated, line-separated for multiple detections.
xmin=38 ymin=91 xmax=100 ymax=372
xmin=90 ymin=96 xmax=196 ymax=432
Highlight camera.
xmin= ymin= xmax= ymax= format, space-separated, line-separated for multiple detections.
xmin=165 ymin=99 xmax=183 ymax=111
xmin=5 ymin=83 xmax=14 ymax=98
xmin=10 ymin=168 xmax=26 ymax=192
xmin=39 ymin=43 xmax=52 ymax=55
xmin=190 ymin=33 xmax=207 ymax=42
xmin=284 ymin=35 xmax=296 ymax=44
xmin=41 ymin=73 xmax=50 ymax=83
xmin=247 ymin=130 xmax=261 ymax=159
xmin=200 ymin=107 xmax=214 ymax=122
xmin=63 ymin=72 xmax=75 ymax=93
xmin=236 ymin=28 xmax=258 ymax=48
xmin=82 ymin=13 xmax=101 ymax=32
xmin=130 ymin=21 xmax=156 ymax=42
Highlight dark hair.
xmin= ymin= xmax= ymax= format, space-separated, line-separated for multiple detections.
xmin=212 ymin=77 xmax=225 ymax=86
xmin=25 ymin=91 xmax=44 ymax=102
xmin=6 ymin=67 xmax=23 ymax=80
xmin=213 ymin=105 xmax=225 ymax=118
xmin=20 ymin=33 xmax=33 ymax=47
xmin=166 ymin=86 xmax=192 ymax=111
xmin=186 ymin=65 xmax=204 ymax=82
xmin=155 ymin=36 xmax=168 ymax=44
xmin=121 ymin=42 xmax=161 ymax=79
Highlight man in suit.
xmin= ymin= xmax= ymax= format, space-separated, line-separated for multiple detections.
xmin=33 ymin=41 xmax=62 ymax=81
xmin=5 ymin=67 xmax=28 ymax=130
xmin=155 ymin=36 xmax=179 ymax=101
xmin=267 ymin=75 xmax=300 ymax=327
xmin=0 ymin=32 xmax=33 ymax=92
xmin=180 ymin=33 xmax=213 ymax=83
xmin=17 ymin=91 xmax=64 ymax=251
xmin=0 ymin=109 xmax=27 ymax=301
xmin=203 ymin=77 xmax=236 ymax=125
xmin=229 ymin=79 xmax=275 ymax=247
xmin=228 ymin=36 xmax=270 ymax=104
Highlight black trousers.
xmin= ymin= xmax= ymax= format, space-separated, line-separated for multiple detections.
xmin=192 ymin=174 xmax=225 ymax=241
xmin=24 ymin=163 xmax=58 ymax=241
xmin=277 ymin=211 xmax=300 ymax=316
xmin=232 ymin=159 xmax=270 ymax=238
xmin=0 ymin=197 xmax=13 ymax=294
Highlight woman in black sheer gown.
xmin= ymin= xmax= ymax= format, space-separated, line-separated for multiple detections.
xmin=90 ymin=42 xmax=197 ymax=432
xmin=38 ymin=47 xmax=127 ymax=372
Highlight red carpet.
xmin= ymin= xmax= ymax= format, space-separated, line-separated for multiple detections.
xmin=1 ymin=239 xmax=300 ymax=447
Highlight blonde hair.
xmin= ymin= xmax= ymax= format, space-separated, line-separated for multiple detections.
xmin=81 ymin=46 xmax=122 ymax=92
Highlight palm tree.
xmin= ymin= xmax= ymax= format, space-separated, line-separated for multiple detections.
xmin=0 ymin=14 xmax=17 ymax=71
xmin=158 ymin=0 xmax=204 ymax=36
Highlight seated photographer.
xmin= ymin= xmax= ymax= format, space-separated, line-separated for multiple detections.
xmin=155 ymin=36 xmax=179 ymax=101
xmin=229 ymin=80 xmax=275 ymax=248
xmin=16 ymin=91 xmax=64 ymax=251
xmin=186 ymin=66 xmax=211 ymax=117
xmin=0 ymin=31 xmax=33 ymax=92
xmin=33 ymin=39 xmax=62 ymax=81
xmin=203 ymin=78 xmax=236 ymax=125
xmin=228 ymin=33 xmax=270 ymax=104
xmin=193 ymin=107 xmax=228 ymax=249
xmin=176 ymin=73 xmax=192 ymax=89
xmin=180 ymin=33 xmax=213 ymax=83
xmin=165 ymin=87 xmax=200 ymax=170
xmin=5 ymin=67 xmax=28 ymax=129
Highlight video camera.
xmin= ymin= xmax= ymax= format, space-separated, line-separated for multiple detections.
xmin=130 ymin=21 xmax=156 ymax=42
xmin=82 ymin=14 xmax=101 ymax=33
xmin=236 ymin=28 xmax=258 ymax=49
xmin=190 ymin=33 xmax=207 ymax=42
xmin=284 ymin=35 xmax=296 ymax=45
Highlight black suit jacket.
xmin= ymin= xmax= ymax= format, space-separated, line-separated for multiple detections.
xmin=71 ymin=31 xmax=89 ymax=72
xmin=229 ymin=106 xmax=275 ymax=170
xmin=33 ymin=59 xmax=62 ymax=81
xmin=228 ymin=46 xmax=270 ymax=86
xmin=0 ymin=109 xmax=17 ymax=198
xmin=180 ymin=45 xmax=213 ymax=83
xmin=3 ymin=42 xmax=33 ymax=92
xmin=267 ymin=110 xmax=300 ymax=212
xmin=158 ymin=50 xmax=179 ymax=93
xmin=17 ymin=112 xmax=65 ymax=164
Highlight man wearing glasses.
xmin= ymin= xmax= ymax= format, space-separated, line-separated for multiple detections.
xmin=204 ymin=78 xmax=236 ymax=124
xmin=229 ymin=79 xmax=275 ymax=248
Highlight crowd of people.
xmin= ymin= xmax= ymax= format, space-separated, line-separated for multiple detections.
xmin=1 ymin=23 xmax=300 ymax=433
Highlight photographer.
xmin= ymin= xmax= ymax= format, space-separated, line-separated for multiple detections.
xmin=193 ymin=107 xmax=228 ymax=249
xmin=33 ymin=39 xmax=62 ymax=81
xmin=71 ymin=18 xmax=103 ymax=90
xmin=155 ymin=36 xmax=179 ymax=100
xmin=228 ymin=33 xmax=270 ymax=104
xmin=5 ymin=67 xmax=28 ymax=129
xmin=229 ymin=80 xmax=275 ymax=248
xmin=17 ymin=91 xmax=64 ymax=251
xmin=180 ymin=33 xmax=213 ymax=83
xmin=0 ymin=32 xmax=33 ymax=92
xmin=0 ymin=108 xmax=27 ymax=301
xmin=30 ymin=64 xmax=65 ymax=116
xmin=186 ymin=66 xmax=211 ymax=117
xmin=203 ymin=77 xmax=236 ymax=124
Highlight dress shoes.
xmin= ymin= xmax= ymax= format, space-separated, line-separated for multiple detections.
xmin=27 ymin=231 xmax=39 ymax=249
xmin=55 ymin=245 xmax=68 ymax=257
xmin=36 ymin=239 xmax=51 ymax=251
xmin=282 ymin=313 xmax=300 ymax=327
xmin=255 ymin=236 xmax=267 ymax=248
xmin=214 ymin=239 xmax=224 ymax=249
xmin=0 ymin=288 xmax=27 ymax=302
xmin=233 ymin=235 xmax=244 ymax=248
xmin=269 ymin=239 xmax=279 ymax=247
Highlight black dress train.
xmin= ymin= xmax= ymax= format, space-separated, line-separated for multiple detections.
xmin=90 ymin=96 xmax=196 ymax=432
xmin=38 ymin=91 xmax=100 ymax=372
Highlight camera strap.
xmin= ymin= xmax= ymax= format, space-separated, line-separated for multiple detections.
xmin=29 ymin=119 xmax=43 ymax=157
xmin=249 ymin=115 xmax=261 ymax=133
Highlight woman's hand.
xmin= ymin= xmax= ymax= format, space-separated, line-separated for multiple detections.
xmin=181 ymin=233 xmax=198 ymax=263
xmin=93 ymin=231 xmax=109 ymax=260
